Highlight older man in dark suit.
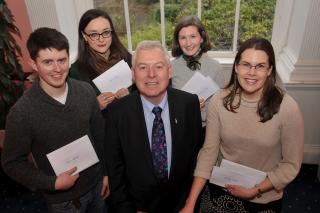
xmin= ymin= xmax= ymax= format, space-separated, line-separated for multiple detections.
xmin=105 ymin=40 xmax=202 ymax=213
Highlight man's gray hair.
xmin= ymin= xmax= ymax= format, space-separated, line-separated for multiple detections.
xmin=132 ymin=40 xmax=170 ymax=67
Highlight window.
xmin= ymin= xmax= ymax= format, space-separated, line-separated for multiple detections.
xmin=94 ymin=0 xmax=276 ymax=55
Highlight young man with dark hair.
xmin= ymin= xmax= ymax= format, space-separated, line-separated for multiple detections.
xmin=1 ymin=27 xmax=108 ymax=212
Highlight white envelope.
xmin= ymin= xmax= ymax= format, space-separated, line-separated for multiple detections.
xmin=181 ymin=72 xmax=219 ymax=100
xmin=220 ymin=159 xmax=266 ymax=183
xmin=210 ymin=166 xmax=258 ymax=188
xmin=92 ymin=59 xmax=132 ymax=93
xmin=209 ymin=159 xmax=267 ymax=188
xmin=46 ymin=135 xmax=99 ymax=175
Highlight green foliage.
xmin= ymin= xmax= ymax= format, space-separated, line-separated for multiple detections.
xmin=154 ymin=4 xmax=182 ymax=23
xmin=239 ymin=0 xmax=276 ymax=44
xmin=202 ymin=0 xmax=236 ymax=50
xmin=0 ymin=0 xmax=25 ymax=129
xmin=102 ymin=0 xmax=276 ymax=51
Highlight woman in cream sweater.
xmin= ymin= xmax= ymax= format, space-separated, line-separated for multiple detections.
xmin=180 ymin=37 xmax=304 ymax=213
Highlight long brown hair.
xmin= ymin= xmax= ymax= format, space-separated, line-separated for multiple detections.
xmin=223 ymin=37 xmax=283 ymax=122
xmin=77 ymin=9 xmax=131 ymax=81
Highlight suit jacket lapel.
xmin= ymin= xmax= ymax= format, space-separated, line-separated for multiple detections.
xmin=134 ymin=93 xmax=155 ymax=174
xmin=167 ymin=88 xmax=179 ymax=179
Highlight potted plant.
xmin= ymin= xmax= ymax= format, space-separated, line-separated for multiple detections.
xmin=0 ymin=0 xmax=25 ymax=130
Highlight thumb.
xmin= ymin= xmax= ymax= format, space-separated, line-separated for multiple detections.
xmin=65 ymin=166 xmax=77 ymax=175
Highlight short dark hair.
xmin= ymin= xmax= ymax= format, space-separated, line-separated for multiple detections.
xmin=172 ymin=16 xmax=211 ymax=57
xmin=223 ymin=37 xmax=283 ymax=122
xmin=27 ymin=27 xmax=69 ymax=60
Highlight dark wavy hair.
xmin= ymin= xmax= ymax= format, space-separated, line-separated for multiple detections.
xmin=77 ymin=9 xmax=130 ymax=80
xmin=171 ymin=16 xmax=211 ymax=57
xmin=27 ymin=27 xmax=69 ymax=60
xmin=223 ymin=37 xmax=283 ymax=122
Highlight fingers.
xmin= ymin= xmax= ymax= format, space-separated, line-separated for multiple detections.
xmin=199 ymin=97 xmax=206 ymax=109
xmin=63 ymin=167 xmax=79 ymax=180
xmin=97 ymin=93 xmax=115 ymax=110
xmin=101 ymin=176 xmax=110 ymax=199
xmin=115 ymin=88 xmax=129 ymax=99
xmin=65 ymin=166 xmax=77 ymax=175
xmin=55 ymin=167 xmax=79 ymax=190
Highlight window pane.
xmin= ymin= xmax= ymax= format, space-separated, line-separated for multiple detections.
xmin=238 ymin=0 xmax=276 ymax=46
xmin=93 ymin=0 xmax=277 ymax=52
xmin=202 ymin=0 xmax=237 ymax=51
xmin=165 ymin=0 xmax=197 ymax=50
xmin=94 ymin=0 xmax=128 ymax=48
xmin=129 ymin=0 xmax=161 ymax=50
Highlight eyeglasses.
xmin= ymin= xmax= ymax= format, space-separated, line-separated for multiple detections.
xmin=83 ymin=30 xmax=112 ymax=41
xmin=237 ymin=62 xmax=270 ymax=72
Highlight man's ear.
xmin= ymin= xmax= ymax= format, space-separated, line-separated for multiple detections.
xmin=28 ymin=58 xmax=38 ymax=72
xmin=168 ymin=64 xmax=172 ymax=79
xmin=131 ymin=68 xmax=135 ymax=82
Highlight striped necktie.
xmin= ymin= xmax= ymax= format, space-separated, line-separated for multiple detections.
xmin=151 ymin=106 xmax=168 ymax=181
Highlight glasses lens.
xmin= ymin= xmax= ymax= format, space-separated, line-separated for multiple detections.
xmin=239 ymin=63 xmax=251 ymax=71
xmin=256 ymin=64 xmax=267 ymax=72
xmin=102 ymin=30 xmax=112 ymax=38
xmin=89 ymin=33 xmax=99 ymax=40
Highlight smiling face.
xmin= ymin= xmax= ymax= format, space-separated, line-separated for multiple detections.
xmin=83 ymin=16 xmax=112 ymax=55
xmin=178 ymin=25 xmax=203 ymax=56
xmin=235 ymin=48 xmax=272 ymax=101
xmin=30 ymin=48 xmax=69 ymax=97
xmin=132 ymin=47 xmax=172 ymax=105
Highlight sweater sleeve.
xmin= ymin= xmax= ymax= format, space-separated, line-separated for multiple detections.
xmin=267 ymin=95 xmax=304 ymax=190
xmin=88 ymin=87 xmax=107 ymax=176
xmin=210 ymin=58 xmax=226 ymax=89
xmin=1 ymin=107 xmax=56 ymax=191
xmin=194 ymin=92 xmax=222 ymax=179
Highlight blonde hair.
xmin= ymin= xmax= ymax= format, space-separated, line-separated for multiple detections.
xmin=132 ymin=40 xmax=170 ymax=66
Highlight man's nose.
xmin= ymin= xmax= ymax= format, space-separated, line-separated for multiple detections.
xmin=147 ymin=67 xmax=156 ymax=77
xmin=53 ymin=62 xmax=62 ymax=72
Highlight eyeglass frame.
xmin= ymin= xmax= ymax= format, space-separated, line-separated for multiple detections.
xmin=83 ymin=30 xmax=113 ymax=41
xmin=237 ymin=62 xmax=270 ymax=72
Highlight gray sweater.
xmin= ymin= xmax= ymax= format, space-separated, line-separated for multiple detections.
xmin=1 ymin=78 xmax=106 ymax=204
xmin=171 ymin=53 xmax=226 ymax=126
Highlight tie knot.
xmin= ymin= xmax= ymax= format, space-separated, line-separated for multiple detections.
xmin=152 ymin=106 xmax=162 ymax=117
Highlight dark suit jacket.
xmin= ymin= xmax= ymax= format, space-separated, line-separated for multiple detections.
xmin=105 ymin=88 xmax=202 ymax=213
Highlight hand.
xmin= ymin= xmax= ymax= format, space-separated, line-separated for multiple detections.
xmin=55 ymin=167 xmax=79 ymax=190
xmin=199 ymin=97 xmax=205 ymax=109
xmin=225 ymin=184 xmax=258 ymax=200
xmin=115 ymin=88 xmax=129 ymax=99
xmin=179 ymin=205 xmax=194 ymax=213
xmin=100 ymin=176 xmax=110 ymax=199
xmin=97 ymin=92 xmax=115 ymax=110
xmin=179 ymin=198 xmax=195 ymax=213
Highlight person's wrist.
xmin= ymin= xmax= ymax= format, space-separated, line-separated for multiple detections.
xmin=185 ymin=197 xmax=196 ymax=208
xmin=254 ymin=184 xmax=262 ymax=198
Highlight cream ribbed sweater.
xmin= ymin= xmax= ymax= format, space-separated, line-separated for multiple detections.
xmin=194 ymin=89 xmax=304 ymax=203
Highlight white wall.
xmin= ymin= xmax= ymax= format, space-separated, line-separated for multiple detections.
xmin=24 ymin=0 xmax=94 ymax=63
xmin=273 ymin=0 xmax=320 ymax=164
